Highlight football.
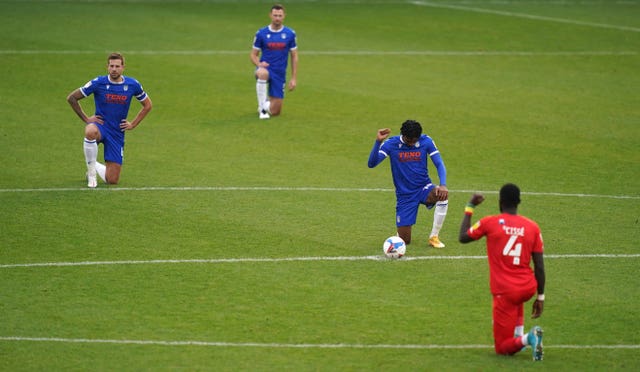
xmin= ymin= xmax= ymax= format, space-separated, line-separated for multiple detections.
xmin=383 ymin=236 xmax=406 ymax=258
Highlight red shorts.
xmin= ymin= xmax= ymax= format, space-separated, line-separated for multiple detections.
xmin=492 ymin=286 xmax=536 ymax=355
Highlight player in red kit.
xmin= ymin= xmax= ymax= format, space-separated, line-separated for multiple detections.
xmin=459 ymin=183 xmax=545 ymax=361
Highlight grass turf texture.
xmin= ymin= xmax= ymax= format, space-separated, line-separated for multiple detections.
xmin=1 ymin=0 xmax=639 ymax=370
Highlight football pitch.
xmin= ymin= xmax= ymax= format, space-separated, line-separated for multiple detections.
xmin=1 ymin=0 xmax=639 ymax=370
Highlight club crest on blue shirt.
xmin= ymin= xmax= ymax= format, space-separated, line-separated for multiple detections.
xmin=124 ymin=85 xmax=128 ymax=91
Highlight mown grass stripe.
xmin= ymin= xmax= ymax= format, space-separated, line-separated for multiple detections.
xmin=2 ymin=254 xmax=638 ymax=269
xmin=1 ymin=336 xmax=639 ymax=349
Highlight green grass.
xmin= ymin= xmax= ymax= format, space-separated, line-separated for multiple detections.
xmin=1 ymin=0 xmax=639 ymax=370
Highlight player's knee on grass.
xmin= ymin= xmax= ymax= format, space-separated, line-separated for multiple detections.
xmin=269 ymin=99 xmax=283 ymax=116
xmin=105 ymin=164 xmax=121 ymax=185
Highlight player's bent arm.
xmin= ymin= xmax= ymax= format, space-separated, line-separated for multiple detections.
xmin=289 ymin=49 xmax=298 ymax=81
xmin=532 ymin=252 xmax=545 ymax=295
xmin=367 ymin=141 xmax=386 ymax=168
xmin=458 ymin=214 xmax=475 ymax=244
xmin=289 ymin=49 xmax=298 ymax=91
xmin=67 ymin=89 xmax=90 ymax=123
xmin=129 ymin=97 xmax=153 ymax=129
xmin=459 ymin=194 xmax=485 ymax=243
xmin=250 ymin=48 xmax=262 ymax=67
xmin=531 ymin=251 xmax=546 ymax=317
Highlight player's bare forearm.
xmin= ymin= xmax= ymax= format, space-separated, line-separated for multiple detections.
xmin=290 ymin=49 xmax=298 ymax=76
xmin=250 ymin=49 xmax=261 ymax=67
xmin=67 ymin=90 xmax=89 ymax=123
xmin=290 ymin=61 xmax=297 ymax=82
xmin=458 ymin=214 xmax=474 ymax=243
xmin=123 ymin=97 xmax=153 ymax=131
xmin=459 ymin=193 xmax=484 ymax=243
xmin=532 ymin=252 xmax=545 ymax=299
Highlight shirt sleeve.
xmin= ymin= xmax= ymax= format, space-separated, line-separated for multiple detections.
xmin=289 ymin=28 xmax=298 ymax=50
xmin=252 ymin=31 xmax=261 ymax=50
xmin=368 ymin=141 xmax=387 ymax=168
xmin=467 ymin=219 xmax=486 ymax=240
xmin=79 ymin=78 xmax=98 ymax=97
xmin=430 ymin=152 xmax=447 ymax=186
xmin=533 ymin=227 xmax=544 ymax=253
xmin=133 ymin=80 xmax=147 ymax=101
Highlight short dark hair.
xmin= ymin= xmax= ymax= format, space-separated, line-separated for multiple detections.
xmin=500 ymin=183 xmax=521 ymax=208
xmin=107 ymin=52 xmax=124 ymax=65
xmin=272 ymin=4 xmax=285 ymax=11
xmin=400 ymin=120 xmax=422 ymax=139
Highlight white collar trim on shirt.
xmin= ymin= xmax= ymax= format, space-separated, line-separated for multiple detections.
xmin=108 ymin=76 xmax=125 ymax=84
xmin=400 ymin=136 xmax=420 ymax=148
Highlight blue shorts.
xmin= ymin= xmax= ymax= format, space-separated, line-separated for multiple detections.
xmin=395 ymin=184 xmax=436 ymax=227
xmin=258 ymin=67 xmax=286 ymax=99
xmin=95 ymin=124 xmax=124 ymax=165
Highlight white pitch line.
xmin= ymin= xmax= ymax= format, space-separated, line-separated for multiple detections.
xmin=1 ymin=336 xmax=639 ymax=350
xmin=3 ymin=0 xmax=639 ymax=3
xmin=0 ymin=337 xmax=490 ymax=349
xmin=0 ymin=186 xmax=395 ymax=193
xmin=0 ymin=186 xmax=637 ymax=200
xmin=410 ymin=1 xmax=640 ymax=33
xmin=0 ymin=50 xmax=637 ymax=56
xmin=1 ymin=254 xmax=639 ymax=269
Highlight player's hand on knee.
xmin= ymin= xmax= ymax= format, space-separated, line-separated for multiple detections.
xmin=436 ymin=185 xmax=448 ymax=201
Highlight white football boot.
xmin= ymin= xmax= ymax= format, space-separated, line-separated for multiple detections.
xmin=259 ymin=100 xmax=271 ymax=119
xmin=87 ymin=166 xmax=97 ymax=188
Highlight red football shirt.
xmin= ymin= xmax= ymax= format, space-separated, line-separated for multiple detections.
xmin=467 ymin=213 xmax=544 ymax=295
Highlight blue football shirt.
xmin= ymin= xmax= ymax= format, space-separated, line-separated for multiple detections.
xmin=80 ymin=75 xmax=147 ymax=140
xmin=252 ymin=25 xmax=297 ymax=79
xmin=368 ymin=135 xmax=447 ymax=196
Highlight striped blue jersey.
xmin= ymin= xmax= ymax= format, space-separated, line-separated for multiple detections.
xmin=368 ymin=135 xmax=447 ymax=196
